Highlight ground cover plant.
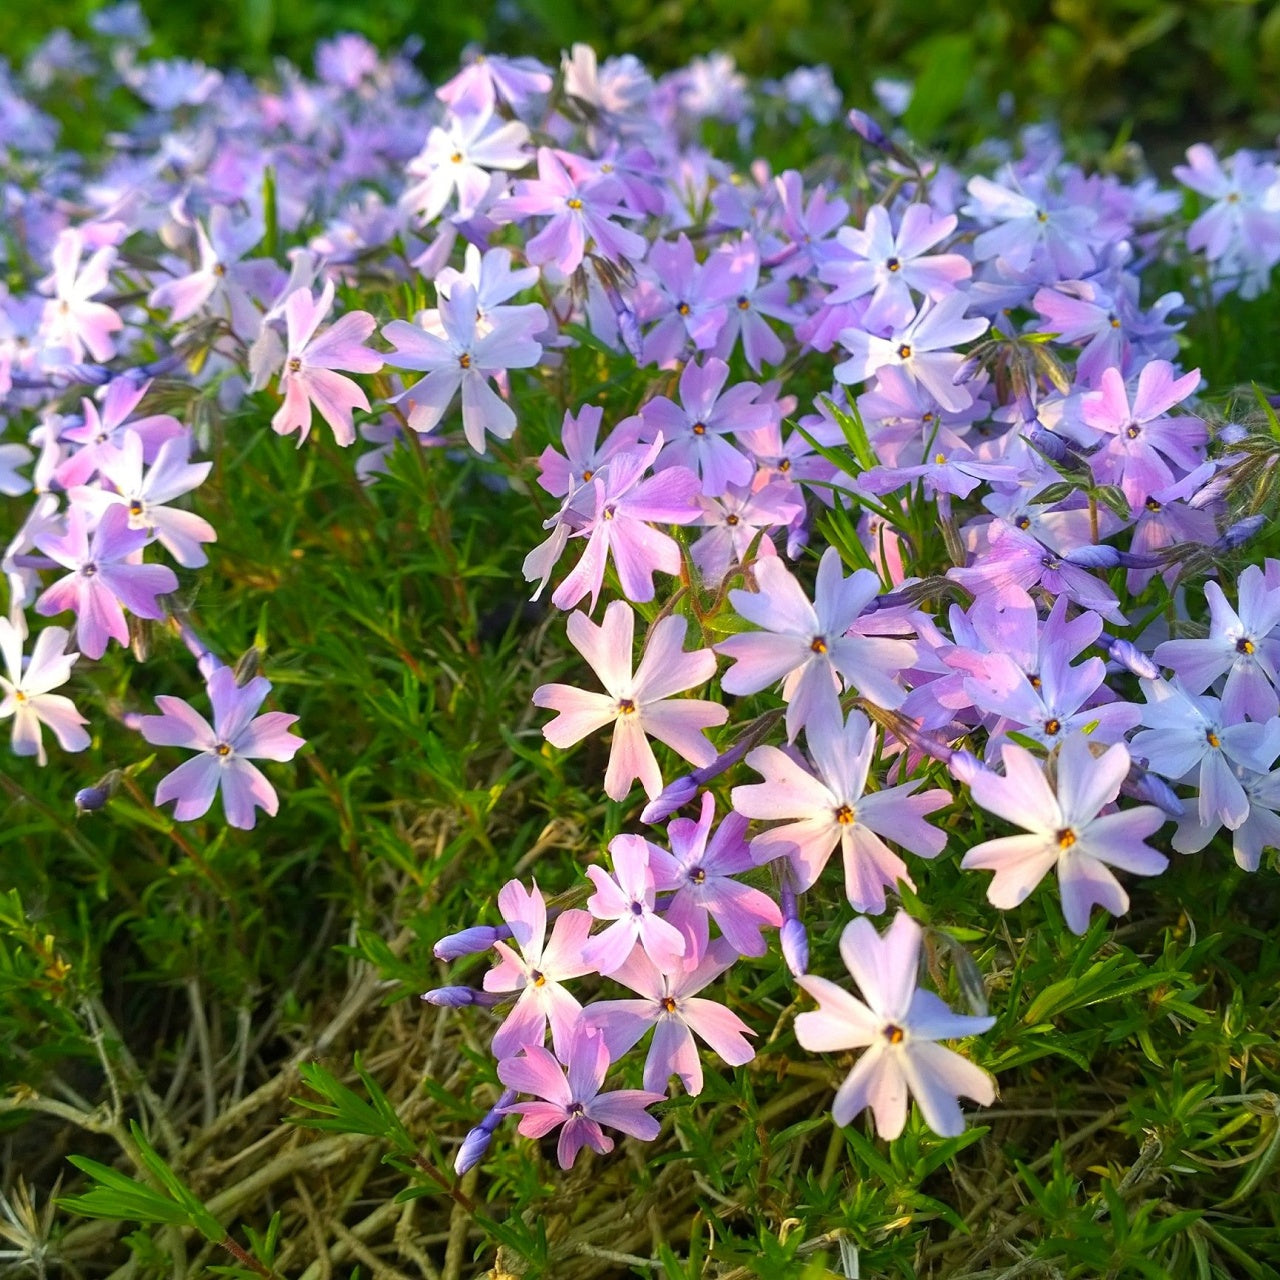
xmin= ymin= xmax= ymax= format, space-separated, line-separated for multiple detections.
xmin=3 ymin=9 xmax=1280 ymax=1279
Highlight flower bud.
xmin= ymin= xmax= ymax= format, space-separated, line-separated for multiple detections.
xmin=781 ymin=918 xmax=809 ymax=978
xmin=948 ymin=749 xmax=984 ymax=786
xmin=640 ymin=775 xmax=698 ymax=825
xmin=1103 ymin=635 xmax=1159 ymax=680
xmin=433 ymin=926 xmax=500 ymax=961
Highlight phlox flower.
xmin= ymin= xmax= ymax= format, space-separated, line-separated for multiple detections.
xmin=482 ymin=880 xmax=594 ymax=1059
xmin=0 ymin=443 xmax=33 ymax=496
xmin=585 ymin=937 xmax=755 ymax=1095
xmin=732 ymin=704 xmax=951 ymax=913
xmin=962 ymin=734 xmax=1167 ymax=934
xmin=962 ymin=174 xmax=1099 ymax=280
xmin=139 ymin=665 xmax=305 ymax=829
xmin=69 ymin=430 xmax=216 ymax=568
xmin=583 ymin=834 xmax=688 ymax=974
xmin=647 ymin=792 xmax=782 ymax=958
xmin=383 ymin=282 xmax=546 ymax=453
xmin=435 ymin=49 xmax=553 ymax=115
xmin=534 ymin=403 xmax=642 ymax=501
xmin=1174 ymin=764 xmax=1280 ymax=872
xmin=794 ymin=912 xmax=995 ymax=1139
xmin=548 ymin=436 xmax=701 ymax=613
xmin=56 ymin=377 xmax=186 ymax=490
xmin=1153 ymin=565 xmax=1280 ymax=723
xmin=34 ymin=506 xmax=179 ymax=660
xmin=533 ymin=600 xmax=726 ymax=802
xmin=0 ymin=617 xmax=89 ymax=765
xmin=272 ymin=280 xmax=383 ymax=447
xmin=707 ymin=235 xmax=801 ymax=373
xmin=637 ymin=233 xmax=734 ymax=367
xmin=497 ymin=1021 xmax=664 ymax=1169
xmin=717 ymin=546 xmax=915 ymax=741
xmin=691 ymin=479 xmax=804 ymax=590
xmin=38 ymin=227 xmax=123 ymax=364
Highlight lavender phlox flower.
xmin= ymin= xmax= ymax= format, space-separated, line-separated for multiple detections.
xmin=962 ymin=734 xmax=1167 ymax=933
xmin=535 ymin=404 xmax=643 ymax=501
xmin=1173 ymin=145 xmax=1280 ymax=298
xmin=55 ymin=378 xmax=186 ymax=489
xmin=584 ymin=936 xmax=755 ymax=1095
xmin=401 ymin=103 xmax=531 ymax=225
xmin=795 ymin=911 xmax=995 ymax=1138
xmin=37 ymin=228 xmax=123 ymax=365
xmin=1079 ymin=361 xmax=1206 ymax=507
xmin=33 ymin=506 xmax=178 ymax=660
xmin=497 ymin=1020 xmax=663 ymax=1169
xmin=771 ymin=170 xmax=850 ymax=280
xmin=732 ymin=702 xmax=951 ymax=913
xmin=494 ymin=147 xmax=646 ymax=275
xmin=1153 ymin=566 xmax=1280 ymax=722
xmin=271 ymin=280 xmax=383 ymax=447
xmin=1122 ymin=462 xmax=1219 ymax=593
xmin=384 ymin=282 xmax=545 ymax=453
xmin=857 ymin=423 xmax=1019 ymax=500
xmin=835 ymin=293 xmax=988 ymax=414
xmin=454 ymin=1088 xmax=518 ymax=1176
xmin=962 ymin=173 xmax=1098 ymax=281
xmin=718 ymin=547 xmax=914 ymax=740
xmin=547 ymin=436 xmax=701 ymax=612
xmin=821 ymin=204 xmax=971 ymax=331
xmin=1174 ymin=764 xmax=1280 ymax=871
xmin=707 ymin=234 xmax=801 ymax=372
xmin=69 ymin=430 xmax=215 ymax=568
xmin=436 ymin=49 xmax=553 ymax=115
xmin=435 ymin=244 xmax=541 ymax=316
xmin=0 ymin=443 xmax=32 ymax=497
xmin=691 ymin=479 xmax=803 ymax=589
xmin=139 ymin=664 xmax=305 ymax=829
xmin=125 ymin=55 xmax=221 ymax=110
xmin=582 ymin=834 xmax=688 ymax=974
xmin=482 ymin=879 xmax=594 ymax=1059
xmin=532 ymin=600 xmax=726 ymax=802
xmin=0 ymin=616 xmax=88 ymax=765
xmin=1032 ymin=279 xmax=1135 ymax=386
xmin=148 ymin=206 xmax=270 ymax=337
xmin=644 ymin=791 xmax=782 ymax=958
xmin=1131 ymin=679 xmax=1280 ymax=829
xmin=561 ymin=44 xmax=654 ymax=128
xmin=639 ymin=357 xmax=771 ymax=497
xmin=636 ymin=234 xmax=734 ymax=367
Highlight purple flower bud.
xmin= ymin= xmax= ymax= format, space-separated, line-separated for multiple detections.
xmin=75 ymin=786 xmax=110 ymax=813
xmin=1103 ymin=635 xmax=1159 ymax=679
xmin=1123 ymin=768 xmax=1185 ymax=818
xmin=1219 ymin=515 xmax=1267 ymax=551
xmin=640 ymin=774 xmax=699 ymax=824
xmin=453 ymin=1088 xmax=518 ymax=1175
xmin=1065 ymin=544 xmax=1121 ymax=569
xmin=781 ymin=918 xmax=809 ymax=978
xmin=422 ymin=985 xmax=490 ymax=1007
xmin=948 ymin=749 xmax=984 ymax=785
xmin=846 ymin=108 xmax=888 ymax=149
xmin=433 ymin=926 xmax=501 ymax=961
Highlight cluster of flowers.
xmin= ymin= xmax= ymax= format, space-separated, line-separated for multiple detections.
xmin=3 ymin=6 xmax=1280 ymax=1166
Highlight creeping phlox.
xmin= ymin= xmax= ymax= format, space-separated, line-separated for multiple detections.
xmin=3 ymin=22 xmax=1280 ymax=1167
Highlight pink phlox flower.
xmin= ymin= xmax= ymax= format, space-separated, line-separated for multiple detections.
xmin=401 ymin=104 xmax=531 ymax=225
xmin=0 ymin=616 xmax=89 ymax=765
xmin=582 ymin=833 xmax=688 ymax=975
xmin=835 ymin=293 xmax=988 ymax=414
xmin=732 ymin=703 xmax=950 ymax=913
xmin=821 ymin=203 xmax=971 ymax=331
xmin=483 ymin=879 xmax=594 ymax=1059
xmin=532 ymin=600 xmax=726 ymax=802
xmin=794 ymin=912 xmax=995 ymax=1138
xmin=639 ymin=357 xmax=772 ymax=497
xmin=383 ymin=281 xmax=546 ymax=453
xmin=139 ymin=664 xmax=305 ymax=829
xmin=584 ymin=936 xmax=755 ymax=1095
xmin=148 ymin=206 xmax=272 ymax=337
xmin=56 ymin=378 xmax=186 ymax=489
xmin=548 ymin=436 xmax=701 ymax=613
xmin=561 ymin=44 xmax=654 ymax=129
xmin=38 ymin=228 xmax=123 ymax=364
xmin=1032 ymin=279 xmax=1134 ymax=386
xmin=718 ymin=546 xmax=915 ymax=741
xmin=691 ymin=478 xmax=804 ymax=589
xmin=34 ymin=506 xmax=178 ymax=660
xmin=1079 ymin=361 xmax=1206 ymax=507
xmin=494 ymin=147 xmax=647 ymax=275
xmin=497 ymin=1020 xmax=663 ymax=1169
xmin=962 ymin=734 xmax=1168 ymax=933
xmin=272 ymin=279 xmax=383 ymax=447
xmin=1131 ymin=679 xmax=1280 ymax=829
xmin=645 ymin=791 xmax=782 ymax=957
xmin=1154 ymin=567 xmax=1280 ymax=722
xmin=69 ymin=429 xmax=216 ymax=568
